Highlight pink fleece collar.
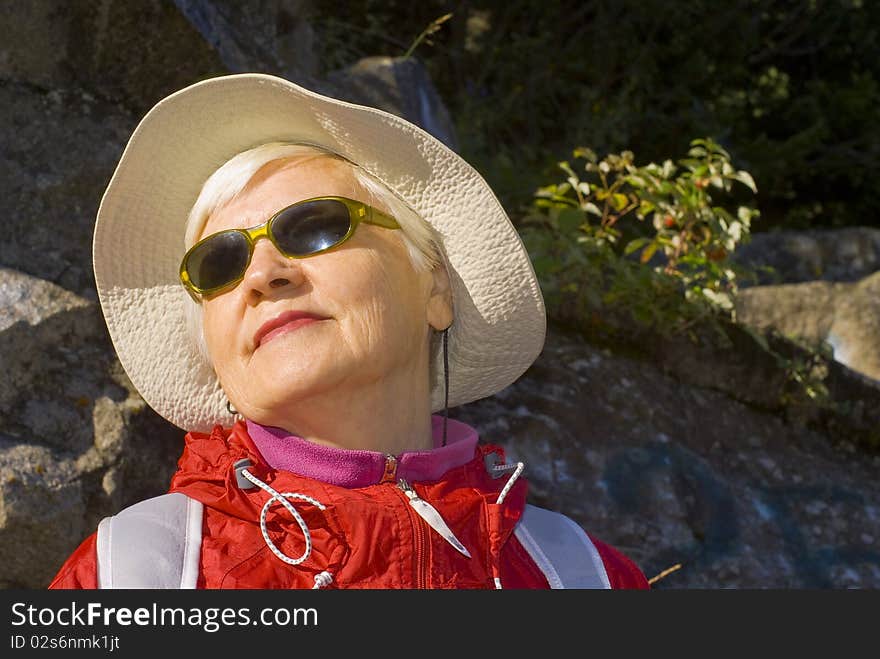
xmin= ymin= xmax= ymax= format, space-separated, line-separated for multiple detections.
xmin=244 ymin=414 xmax=479 ymax=488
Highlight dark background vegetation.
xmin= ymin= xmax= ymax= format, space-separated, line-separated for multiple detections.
xmin=311 ymin=0 xmax=879 ymax=233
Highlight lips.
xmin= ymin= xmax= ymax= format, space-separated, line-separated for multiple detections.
xmin=254 ymin=310 xmax=328 ymax=348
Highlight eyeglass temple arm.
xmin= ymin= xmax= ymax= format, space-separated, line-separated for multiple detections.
xmin=364 ymin=206 xmax=401 ymax=230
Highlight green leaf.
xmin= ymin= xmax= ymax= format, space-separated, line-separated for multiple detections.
xmin=611 ymin=193 xmax=629 ymax=211
xmin=627 ymin=174 xmax=647 ymax=188
xmin=738 ymin=206 xmax=756 ymax=224
xmin=638 ymin=200 xmax=656 ymax=216
xmin=559 ymin=160 xmax=577 ymax=179
xmin=573 ymin=147 xmax=598 ymax=163
xmin=640 ymin=241 xmax=659 ymax=264
xmin=584 ymin=202 xmax=602 ymax=216
xmin=624 ymin=237 xmax=651 ymax=255
xmin=732 ymin=170 xmax=757 ymax=193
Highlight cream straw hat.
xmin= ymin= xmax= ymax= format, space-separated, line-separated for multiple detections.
xmin=92 ymin=73 xmax=546 ymax=432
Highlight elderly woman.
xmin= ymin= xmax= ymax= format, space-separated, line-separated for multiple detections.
xmin=49 ymin=74 xmax=647 ymax=589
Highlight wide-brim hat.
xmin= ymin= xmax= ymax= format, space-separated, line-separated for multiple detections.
xmin=93 ymin=72 xmax=546 ymax=432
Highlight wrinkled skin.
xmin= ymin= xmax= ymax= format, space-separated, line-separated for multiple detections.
xmin=198 ymin=156 xmax=453 ymax=453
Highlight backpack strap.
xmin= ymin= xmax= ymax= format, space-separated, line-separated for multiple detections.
xmin=514 ymin=504 xmax=611 ymax=589
xmin=96 ymin=492 xmax=203 ymax=589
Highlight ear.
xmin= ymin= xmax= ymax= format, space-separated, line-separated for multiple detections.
xmin=425 ymin=261 xmax=454 ymax=331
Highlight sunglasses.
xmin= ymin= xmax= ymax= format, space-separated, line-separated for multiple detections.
xmin=179 ymin=195 xmax=401 ymax=300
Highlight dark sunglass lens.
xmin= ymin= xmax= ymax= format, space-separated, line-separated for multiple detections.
xmin=272 ymin=199 xmax=352 ymax=256
xmin=186 ymin=231 xmax=249 ymax=291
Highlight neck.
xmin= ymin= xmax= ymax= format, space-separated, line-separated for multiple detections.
xmin=248 ymin=366 xmax=436 ymax=454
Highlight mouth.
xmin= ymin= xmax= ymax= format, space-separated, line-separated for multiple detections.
xmin=254 ymin=310 xmax=329 ymax=349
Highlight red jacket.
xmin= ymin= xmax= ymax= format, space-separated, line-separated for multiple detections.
xmin=50 ymin=422 xmax=648 ymax=589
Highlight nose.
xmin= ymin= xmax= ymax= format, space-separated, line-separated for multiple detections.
xmin=241 ymin=236 xmax=305 ymax=302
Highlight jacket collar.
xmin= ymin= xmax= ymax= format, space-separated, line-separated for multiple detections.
xmin=244 ymin=414 xmax=479 ymax=488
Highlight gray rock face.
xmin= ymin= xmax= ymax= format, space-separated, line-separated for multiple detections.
xmin=452 ymin=325 xmax=880 ymax=588
xmin=1 ymin=80 xmax=136 ymax=297
xmin=734 ymin=227 xmax=880 ymax=286
xmin=0 ymin=0 xmax=227 ymax=114
xmin=0 ymin=270 xmax=182 ymax=588
xmin=736 ymin=271 xmax=880 ymax=382
xmin=0 ymin=440 xmax=85 ymax=590
xmin=172 ymin=0 xmax=318 ymax=81
xmin=325 ymin=56 xmax=459 ymax=151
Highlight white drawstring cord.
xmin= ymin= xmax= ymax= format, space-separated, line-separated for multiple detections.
xmin=312 ymin=571 xmax=333 ymax=589
xmin=494 ymin=461 xmax=524 ymax=506
xmin=490 ymin=460 xmax=525 ymax=589
xmin=240 ymin=468 xmax=333 ymax=588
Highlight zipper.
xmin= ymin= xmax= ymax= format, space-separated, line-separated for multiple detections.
xmin=398 ymin=479 xmax=471 ymax=558
xmin=384 ymin=454 xmax=473 ymax=587
xmin=393 ymin=479 xmax=429 ymax=588
xmin=395 ymin=478 xmax=473 ymax=588
xmin=382 ymin=453 xmax=427 ymax=586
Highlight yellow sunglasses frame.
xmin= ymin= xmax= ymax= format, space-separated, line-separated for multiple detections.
xmin=179 ymin=195 xmax=400 ymax=301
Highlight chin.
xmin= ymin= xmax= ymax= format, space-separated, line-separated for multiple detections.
xmin=250 ymin=365 xmax=338 ymax=408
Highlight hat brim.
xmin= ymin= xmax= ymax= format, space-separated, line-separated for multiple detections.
xmin=93 ymin=73 xmax=546 ymax=432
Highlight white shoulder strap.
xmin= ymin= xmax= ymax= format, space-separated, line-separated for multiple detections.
xmin=96 ymin=492 xmax=203 ymax=589
xmin=514 ymin=504 xmax=611 ymax=589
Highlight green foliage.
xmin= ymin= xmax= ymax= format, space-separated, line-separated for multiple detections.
xmin=521 ymin=138 xmax=760 ymax=342
xmin=523 ymin=139 xmax=850 ymax=421
xmin=310 ymin=0 xmax=880 ymax=231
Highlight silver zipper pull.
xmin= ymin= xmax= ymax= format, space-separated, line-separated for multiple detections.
xmin=398 ymin=479 xmax=472 ymax=559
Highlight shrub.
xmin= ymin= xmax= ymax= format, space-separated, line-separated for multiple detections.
xmin=520 ymin=138 xmax=760 ymax=342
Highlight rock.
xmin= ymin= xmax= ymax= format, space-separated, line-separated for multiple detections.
xmin=0 ymin=439 xmax=83 ymax=589
xmin=451 ymin=323 xmax=880 ymax=588
xmin=0 ymin=0 xmax=454 ymax=148
xmin=733 ymin=226 xmax=880 ymax=286
xmin=735 ymin=271 xmax=880 ymax=382
xmin=0 ymin=0 xmax=227 ymax=113
xmin=0 ymin=269 xmax=182 ymax=588
xmin=325 ymin=56 xmax=459 ymax=151
xmin=0 ymin=80 xmax=137 ymax=297
xmin=172 ymin=0 xmax=319 ymax=81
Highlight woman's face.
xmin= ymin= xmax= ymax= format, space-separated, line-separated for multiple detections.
xmin=198 ymin=156 xmax=451 ymax=426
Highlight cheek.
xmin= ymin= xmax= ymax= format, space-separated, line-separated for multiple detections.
xmin=201 ymin=301 xmax=239 ymax=365
xmin=334 ymin=255 xmax=426 ymax=352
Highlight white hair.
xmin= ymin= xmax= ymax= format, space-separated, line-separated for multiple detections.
xmin=182 ymin=141 xmax=446 ymax=367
